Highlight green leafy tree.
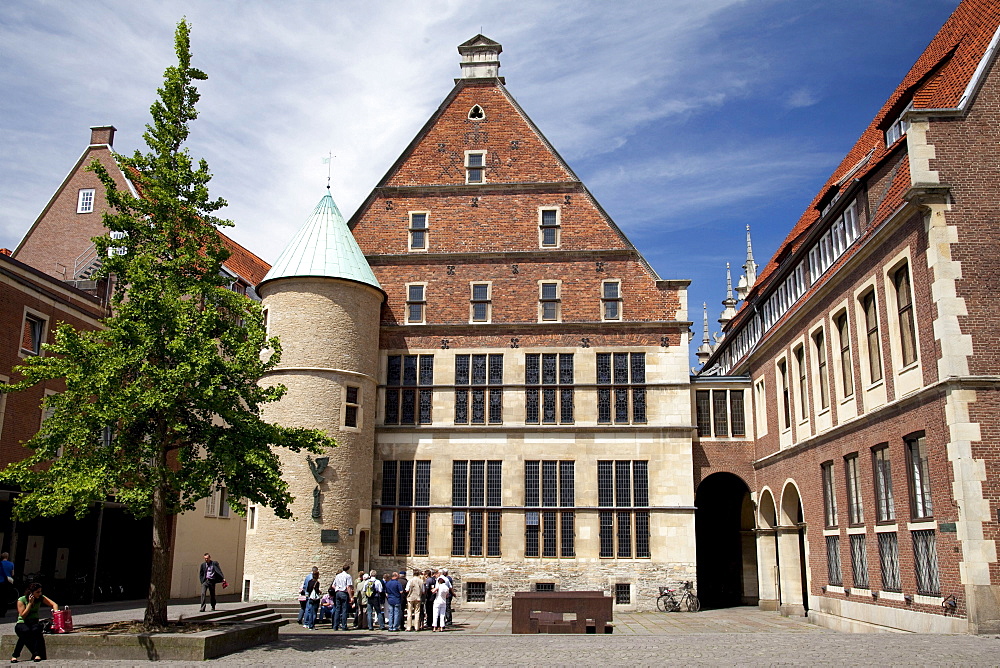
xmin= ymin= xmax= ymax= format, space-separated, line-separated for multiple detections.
xmin=0 ymin=20 xmax=332 ymax=627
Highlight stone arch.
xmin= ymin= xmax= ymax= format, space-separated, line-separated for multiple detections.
xmin=776 ymin=480 xmax=809 ymax=616
xmin=755 ymin=487 xmax=779 ymax=611
xmin=695 ymin=472 xmax=759 ymax=608
xmin=758 ymin=487 xmax=777 ymax=529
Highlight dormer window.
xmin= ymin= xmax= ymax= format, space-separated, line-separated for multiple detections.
xmin=884 ymin=103 xmax=912 ymax=146
xmin=468 ymin=105 xmax=485 ymax=120
xmin=885 ymin=117 xmax=909 ymax=146
xmin=466 ymin=150 xmax=486 ymax=184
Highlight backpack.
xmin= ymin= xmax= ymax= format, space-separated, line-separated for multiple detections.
xmin=364 ymin=578 xmax=375 ymax=599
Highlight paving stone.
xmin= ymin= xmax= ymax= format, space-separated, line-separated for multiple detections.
xmin=17 ymin=602 xmax=1000 ymax=666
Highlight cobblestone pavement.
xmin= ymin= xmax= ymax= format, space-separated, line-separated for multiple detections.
xmin=18 ymin=603 xmax=1000 ymax=666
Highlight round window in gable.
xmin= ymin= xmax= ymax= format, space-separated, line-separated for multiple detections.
xmin=468 ymin=105 xmax=485 ymax=120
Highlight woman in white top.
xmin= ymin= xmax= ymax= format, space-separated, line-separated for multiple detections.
xmin=431 ymin=577 xmax=450 ymax=631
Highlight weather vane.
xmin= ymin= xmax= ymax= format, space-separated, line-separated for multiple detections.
xmin=322 ymin=151 xmax=336 ymax=189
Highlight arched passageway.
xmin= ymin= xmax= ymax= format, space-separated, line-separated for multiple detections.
xmin=755 ymin=489 xmax=779 ymax=611
xmin=777 ymin=482 xmax=810 ymax=616
xmin=695 ymin=472 xmax=758 ymax=608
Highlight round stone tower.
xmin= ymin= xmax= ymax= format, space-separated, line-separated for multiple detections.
xmin=242 ymin=189 xmax=384 ymax=600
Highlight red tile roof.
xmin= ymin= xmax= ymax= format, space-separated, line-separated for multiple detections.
xmin=218 ymin=231 xmax=271 ymax=286
xmin=743 ymin=0 xmax=999 ymax=310
xmin=122 ymin=166 xmax=271 ymax=287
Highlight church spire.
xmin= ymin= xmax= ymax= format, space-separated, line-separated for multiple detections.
xmin=719 ymin=263 xmax=738 ymax=329
xmin=736 ymin=224 xmax=758 ymax=301
xmin=696 ymin=302 xmax=713 ymax=366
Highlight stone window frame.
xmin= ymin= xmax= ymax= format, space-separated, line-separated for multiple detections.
xmin=465 ymin=150 xmax=487 ymax=184
xmin=775 ymin=355 xmax=792 ymax=448
xmin=882 ymin=250 xmax=921 ymax=376
xmin=19 ymin=307 xmax=48 ymax=358
xmin=342 ymin=382 xmax=362 ymax=431
xmin=600 ymin=279 xmax=622 ymax=321
xmin=538 ymin=206 xmax=561 ymax=248
xmin=204 ymin=484 xmax=230 ymax=518
xmin=469 ymin=281 xmax=492 ymax=324
xmin=854 ymin=280 xmax=884 ymax=388
xmin=810 ymin=322 xmax=831 ymax=415
xmin=843 ymin=453 xmax=864 ymax=526
xmin=538 ymin=280 xmax=562 ymax=323
xmin=753 ymin=376 xmax=768 ymax=438
xmin=831 ymin=305 xmax=854 ymax=402
xmin=821 ymin=460 xmax=839 ymax=528
xmin=523 ymin=460 xmax=576 ymax=559
xmin=905 ymin=432 xmax=933 ymax=520
xmin=408 ymin=211 xmax=430 ymax=252
xmin=791 ymin=340 xmax=809 ymax=426
xmin=77 ymin=188 xmax=96 ymax=214
xmin=405 ymin=282 xmax=427 ymax=325
xmin=871 ymin=443 xmax=896 ymax=524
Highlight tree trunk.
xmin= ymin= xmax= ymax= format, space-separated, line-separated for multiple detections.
xmin=144 ymin=481 xmax=171 ymax=627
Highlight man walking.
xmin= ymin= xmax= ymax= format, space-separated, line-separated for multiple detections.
xmin=404 ymin=568 xmax=423 ymax=631
xmin=385 ymin=571 xmax=404 ymax=631
xmin=331 ymin=563 xmax=354 ymax=631
xmin=198 ymin=553 xmax=224 ymax=612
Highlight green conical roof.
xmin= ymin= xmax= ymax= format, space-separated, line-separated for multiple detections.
xmin=262 ymin=190 xmax=383 ymax=294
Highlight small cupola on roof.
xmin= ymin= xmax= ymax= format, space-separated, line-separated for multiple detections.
xmin=261 ymin=190 xmax=383 ymax=296
xmin=458 ymin=34 xmax=502 ymax=79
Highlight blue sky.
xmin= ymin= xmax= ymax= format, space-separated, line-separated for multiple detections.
xmin=0 ymin=0 xmax=960 ymax=364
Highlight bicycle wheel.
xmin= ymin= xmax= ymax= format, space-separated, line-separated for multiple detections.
xmin=656 ymin=594 xmax=669 ymax=612
xmin=683 ymin=593 xmax=701 ymax=613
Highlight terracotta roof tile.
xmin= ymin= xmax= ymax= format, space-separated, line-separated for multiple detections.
xmin=122 ymin=166 xmax=271 ymax=287
xmin=219 ymin=231 xmax=271 ymax=286
xmin=745 ymin=0 xmax=998 ymax=305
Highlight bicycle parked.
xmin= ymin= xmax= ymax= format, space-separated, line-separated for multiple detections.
xmin=657 ymin=581 xmax=700 ymax=612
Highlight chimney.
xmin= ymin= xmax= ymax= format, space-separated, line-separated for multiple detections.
xmin=457 ymin=35 xmax=502 ymax=80
xmin=90 ymin=125 xmax=116 ymax=147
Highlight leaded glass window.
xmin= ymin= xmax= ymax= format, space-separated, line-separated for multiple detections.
xmin=525 ymin=353 xmax=573 ymax=424
xmin=379 ymin=460 xmax=430 ymax=556
xmin=452 ymin=460 xmax=502 ymax=557
xmin=385 ymin=354 xmax=433 ymax=425
xmin=455 ymin=354 xmax=503 ymax=424
xmin=598 ymin=461 xmax=650 ymax=559
xmin=597 ymin=352 xmax=646 ymax=424
xmin=525 ymin=460 xmax=575 ymax=558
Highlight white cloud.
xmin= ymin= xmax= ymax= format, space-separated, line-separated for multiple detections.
xmin=0 ymin=0 xmax=760 ymax=259
xmin=785 ymin=87 xmax=820 ymax=109
xmin=585 ymin=143 xmax=841 ymax=234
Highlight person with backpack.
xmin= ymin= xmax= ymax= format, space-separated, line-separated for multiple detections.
xmin=363 ymin=570 xmax=386 ymax=631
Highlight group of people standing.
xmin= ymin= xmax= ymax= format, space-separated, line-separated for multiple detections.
xmin=298 ymin=564 xmax=454 ymax=632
